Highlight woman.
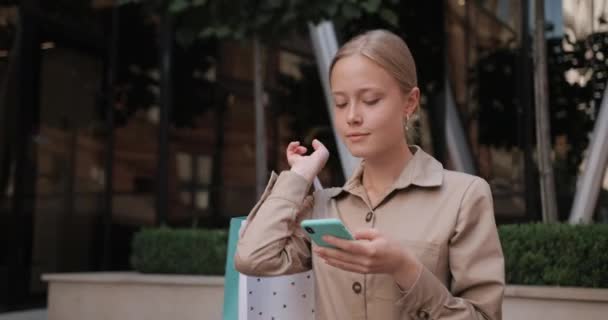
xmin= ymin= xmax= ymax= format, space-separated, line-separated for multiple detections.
xmin=235 ymin=29 xmax=504 ymax=320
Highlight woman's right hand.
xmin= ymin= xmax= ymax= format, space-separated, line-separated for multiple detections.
xmin=287 ymin=139 xmax=329 ymax=183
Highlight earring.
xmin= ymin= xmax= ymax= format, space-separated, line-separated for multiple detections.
xmin=405 ymin=114 xmax=410 ymax=131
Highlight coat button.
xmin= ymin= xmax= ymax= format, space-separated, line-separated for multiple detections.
xmin=416 ymin=310 xmax=430 ymax=320
xmin=352 ymin=281 xmax=362 ymax=294
xmin=365 ymin=211 xmax=373 ymax=222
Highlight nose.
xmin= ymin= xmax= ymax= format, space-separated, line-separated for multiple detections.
xmin=346 ymin=103 xmax=362 ymax=125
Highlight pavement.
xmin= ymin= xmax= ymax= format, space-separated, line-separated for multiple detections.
xmin=0 ymin=310 xmax=47 ymax=320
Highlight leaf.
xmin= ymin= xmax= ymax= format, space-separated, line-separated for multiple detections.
xmin=324 ymin=3 xmax=339 ymax=16
xmin=280 ymin=11 xmax=296 ymax=25
xmin=214 ymin=26 xmax=231 ymax=38
xmin=176 ymin=28 xmax=197 ymax=47
xmin=117 ymin=0 xmax=142 ymax=5
xmin=169 ymin=0 xmax=190 ymax=13
xmin=232 ymin=27 xmax=246 ymax=40
xmin=266 ymin=0 xmax=283 ymax=8
xmin=255 ymin=13 xmax=273 ymax=28
xmin=361 ymin=0 xmax=381 ymax=13
xmin=341 ymin=3 xmax=362 ymax=20
xmin=199 ymin=27 xmax=216 ymax=38
xmin=379 ymin=8 xmax=398 ymax=27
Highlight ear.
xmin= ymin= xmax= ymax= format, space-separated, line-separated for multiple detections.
xmin=403 ymin=87 xmax=420 ymax=118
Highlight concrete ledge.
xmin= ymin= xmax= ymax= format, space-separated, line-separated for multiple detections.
xmin=42 ymin=272 xmax=224 ymax=287
xmin=0 ymin=309 xmax=47 ymax=320
xmin=504 ymin=285 xmax=608 ymax=320
xmin=505 ymin=285 xmax=608 ymax=302
xmin=41 ymin=274 xmax=608 ymax=320
xmin=43 ymin=272 xmax=225 ymax=320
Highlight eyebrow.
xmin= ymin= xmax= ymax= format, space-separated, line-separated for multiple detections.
xmin=332 ymin=87 xmax=383 ymax=96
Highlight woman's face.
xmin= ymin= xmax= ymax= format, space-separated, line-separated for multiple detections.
xmin=330 ymin=54 xmax=418 ymax=159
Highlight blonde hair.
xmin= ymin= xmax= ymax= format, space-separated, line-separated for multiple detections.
xmin=329 ymin=29 xmax=420 ymax=142
xmin=329 ymin=29 xmax=418 ymax=94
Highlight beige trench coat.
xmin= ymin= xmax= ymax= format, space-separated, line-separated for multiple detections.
xmin=235 ymin=147 xmax=504 ymax=320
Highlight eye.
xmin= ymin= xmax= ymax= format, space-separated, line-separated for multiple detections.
xmin=363 ymin=98 xmax=380 ymax=106
xmin=334 ymin=99 xmax=348 ymax=108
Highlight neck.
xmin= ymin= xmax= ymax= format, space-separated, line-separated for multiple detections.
xmin=362 ymin=142 xmax=413 ymax=195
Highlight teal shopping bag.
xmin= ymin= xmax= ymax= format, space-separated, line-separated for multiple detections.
xmin=222 ymin=216 xmax=315 ymax=320
xmin=222 ymin=217 xmax=246 ymax=320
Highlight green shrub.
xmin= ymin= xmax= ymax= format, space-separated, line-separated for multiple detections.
xmin=499 ymin=223 xmax=608 ymax=288
xmin=131 ymin=227 xmax=228 ymax=275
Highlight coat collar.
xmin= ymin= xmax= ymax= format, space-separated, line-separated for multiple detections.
xmin=329 ymin=146 xmax=443 ymax=199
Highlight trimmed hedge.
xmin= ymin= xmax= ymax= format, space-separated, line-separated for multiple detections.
xmin=131 ymin=227 xmax=228 ymax=275
xmin=131 ymin=223 xmax=608 ymax=288
xmin=499 ymin=223 xmax=608 ymax=288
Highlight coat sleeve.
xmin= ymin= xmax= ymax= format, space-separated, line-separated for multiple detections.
xmin=396 ymin=177 xmax=505 ymax=320
xmin=234 ymin=170 xmax=314 ymax=276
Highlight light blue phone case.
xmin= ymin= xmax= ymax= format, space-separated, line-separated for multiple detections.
xmin=300 ymin=218 xmax=354 ymax=248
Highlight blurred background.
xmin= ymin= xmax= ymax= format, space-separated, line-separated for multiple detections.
xmin=0 ymin=0 xmax=607 ymax=313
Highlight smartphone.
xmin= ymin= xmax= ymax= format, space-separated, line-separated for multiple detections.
xmin=300 ymin=218 xmax=354 ymax=248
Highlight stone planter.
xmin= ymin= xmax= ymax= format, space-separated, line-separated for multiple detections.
xmin=42 ymin=274 xmax=608 ymax=320
xmin=42 ymin=272 xmax=224 ymax=320
xmin=504 ymin=285 xmax=608 ymax=320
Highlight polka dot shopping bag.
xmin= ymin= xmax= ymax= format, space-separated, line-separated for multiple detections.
xmin=223 ymin=217 xmax=315 ymax=320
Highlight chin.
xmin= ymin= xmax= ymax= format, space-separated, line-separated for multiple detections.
xmin=345 ymin=144 xmax=374 ymax=159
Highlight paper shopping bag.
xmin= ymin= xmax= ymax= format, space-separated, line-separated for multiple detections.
xmin=223 ymin=217 xmax=315 ymax=320
xmin=223 ymin=217 xmax=246 ymax=320
xmin=240 ymin=270 xmax=315 ymax=320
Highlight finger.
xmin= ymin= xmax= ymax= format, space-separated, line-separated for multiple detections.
xmin=311 ymin=139 xmax=330 ymax=161
xmin=353 ymin=229 xmax=381 ymax=241
xmin=323 ymin=235 xmax=369 ymax=255
xmin=296 ymin=146 xmax=308 ymax=154
xmin=286 ymin=141 xmax=300 ymax=153
xmin=323 ymin=257 xmax=369 ymax=274
xmin=311 ymin=139 xmax=326 ymax=151
xmin=314 ymin=246 xmax=361 ymax=266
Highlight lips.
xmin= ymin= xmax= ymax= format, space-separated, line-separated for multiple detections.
xmin=346 ymin=133 xmax=370 ymax=137
xmin=346 ymin=133 xmax=370 ymax=142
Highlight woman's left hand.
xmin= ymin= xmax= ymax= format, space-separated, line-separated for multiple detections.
xmin=313 ymin=229 xmax=422 ymax=289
